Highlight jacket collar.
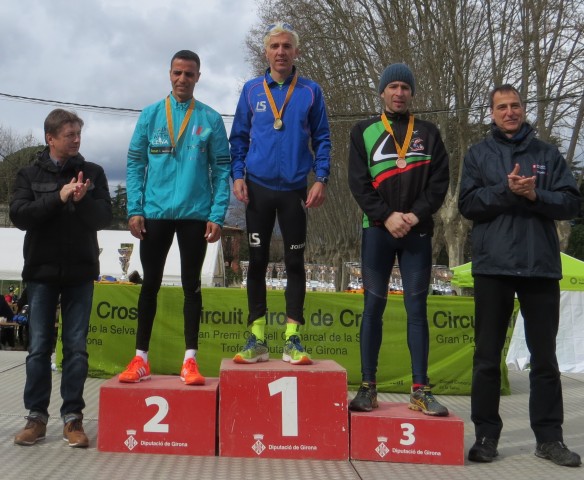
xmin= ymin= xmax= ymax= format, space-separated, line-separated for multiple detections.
xmin=491 ymin=122 xmax=534 ymax=146
xmin=36 ymin=147 xmax=85 ymax=173
xmin=265 ymin=65 xmax=297 ymax=86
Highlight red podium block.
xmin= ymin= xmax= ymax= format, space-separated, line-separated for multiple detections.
xmin=219 ymin=359 xmax=348 ymax=460
xmin=350 ymin=402 xmax=464 ymax=465
xmin=98 ymin=375 xmax=218 ymax=456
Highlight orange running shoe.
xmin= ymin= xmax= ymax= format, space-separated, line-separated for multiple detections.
xmin=180 ymin=358 xmax=205 ymax=385
xmin=119 ymin=356 xmax=151 ymax=383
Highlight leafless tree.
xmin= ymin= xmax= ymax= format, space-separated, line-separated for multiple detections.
xmin=246 ymin=0 xmax=584 ymax=272
xmin=0 ymin=126 xmax=41 ymax=226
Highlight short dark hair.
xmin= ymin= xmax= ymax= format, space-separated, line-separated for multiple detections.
xmin=170 ymin=50 xmax=200 ymax=69
xmin=44 ymin=109 xmax=84 ymax=140
xmin=489 ymin=84 xmax=523 ymax=109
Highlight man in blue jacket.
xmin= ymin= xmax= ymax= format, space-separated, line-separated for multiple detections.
xmin=459 ymin=84 xmax=581 ymax=467
xmin=11 ymin=109 xmax=112 ymax=447
xmin=230 ymin=22 xmax=331 ymax=365
xmin=120 ymin=50 xmax=231 ymax=385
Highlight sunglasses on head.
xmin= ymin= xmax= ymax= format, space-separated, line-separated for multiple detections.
xmin=265 ymin=22 xmax=295 ymax=34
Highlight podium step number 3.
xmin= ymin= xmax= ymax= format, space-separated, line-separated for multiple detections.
xmin=350 ymin=402 xmax=464 ymax=465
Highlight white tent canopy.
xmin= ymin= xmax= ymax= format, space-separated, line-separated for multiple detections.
xmin=506 ymin=290 xmax=584 ymax=373
xmin=0 ymin=227 xmax=224 ymax=287
xmin=505 ymin=253 xmax=584 ymax=373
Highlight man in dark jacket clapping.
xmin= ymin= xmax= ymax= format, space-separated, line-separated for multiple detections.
xmin=10 ymin=109 xmax=112 ymax=448
xmin=459 ymin=85 xmax=581 ymax=467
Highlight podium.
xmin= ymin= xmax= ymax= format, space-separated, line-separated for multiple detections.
xmin=219 ymin=359 xmax=349 ymax=460
xmin=98 ymin=375 xmax=218 ymax=456
xmin=350 ymin=402 xmax=464 ymax=465
xmin=96 ymin=361 xmax=465 ymax=465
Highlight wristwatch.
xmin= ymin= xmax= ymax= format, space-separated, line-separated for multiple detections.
xmin=316 ymin=176 xmax=329 ymax=185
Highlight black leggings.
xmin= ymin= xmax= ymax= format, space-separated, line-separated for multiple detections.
xmin=135 ymin=219 xmax=207 ymax=351
xmin=245 ymin=180 xmax=307 ymax=325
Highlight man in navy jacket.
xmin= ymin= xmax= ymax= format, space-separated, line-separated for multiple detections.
xmin=459 ymin=84 xmax=581 ymax=467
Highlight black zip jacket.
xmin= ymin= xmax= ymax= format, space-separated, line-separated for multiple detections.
xmin=348 ymin=111 xmax=450 ymax=234
xmin=9 ymin=148 xmax=112 ymax=285
xmin=458 ymin=123 xmax=581 ymax=278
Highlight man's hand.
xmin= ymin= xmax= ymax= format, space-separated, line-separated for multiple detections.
xmin=384 ymin=211 xmax=412 ymax=238
xmin=508 ymin=163 xmax=537 ymax=201
xmin=233 ymin=179 xmax=249 ymax=204
xmin=305 ymin=182 xmax=326 ymax=208
xmin=60 ymin=171 xmax=90 ymax=203
xmin=129 ymin=215 xmax=146 ymax=240
xmin=205 ymin=222 xmax=221 ymax=243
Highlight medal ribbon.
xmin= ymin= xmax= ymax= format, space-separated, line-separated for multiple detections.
xmin=165 ymin=95 xmax=195 ymax=150
xmin=263 ymin=72 xmax=298 ymax=126
xmin=381 ymin=112 xmax=415 ymax=163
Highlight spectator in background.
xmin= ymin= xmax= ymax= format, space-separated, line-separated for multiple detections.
xmin=0 ymin=294 xmax=16 ymax=349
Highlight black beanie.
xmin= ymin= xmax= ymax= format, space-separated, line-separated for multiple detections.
xmin=378 ymin=63 xmax=415 ymax=96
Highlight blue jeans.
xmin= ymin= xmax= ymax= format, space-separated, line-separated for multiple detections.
xmin=360 ymin=226 xmax=432 ymax=385
xmin=25 ymin=281 xmax=94 ymax=419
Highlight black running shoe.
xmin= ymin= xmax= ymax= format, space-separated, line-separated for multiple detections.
xmin=349 ymin=382 xmax=378 ymax=412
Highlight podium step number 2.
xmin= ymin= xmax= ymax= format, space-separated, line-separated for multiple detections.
xmin=98 ymin=376 xmax=218 ymax=456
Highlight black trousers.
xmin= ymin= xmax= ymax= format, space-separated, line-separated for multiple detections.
xmin=472 ymin=275 xmax=564 ymax=443
xmin=136 ymin=219 xmax=208 ymax=351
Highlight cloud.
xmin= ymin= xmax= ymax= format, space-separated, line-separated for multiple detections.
xmin=0 ymin=0 xmax=258 ymax=186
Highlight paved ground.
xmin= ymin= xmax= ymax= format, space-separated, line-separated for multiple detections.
xmin=0 ymin=350 xmax=581 ymax=480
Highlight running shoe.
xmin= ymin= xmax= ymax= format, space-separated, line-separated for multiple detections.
xmin=119 ymin=356 xmax=151 ymax=383
xmin=233 ymin=334 xmax=269 ymax=364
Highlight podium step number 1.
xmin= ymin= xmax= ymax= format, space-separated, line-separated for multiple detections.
xmin=219 ymin=359 xmax=349 ymax=460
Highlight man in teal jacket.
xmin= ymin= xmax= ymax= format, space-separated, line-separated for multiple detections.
xmin=120 ymin=50 xmax=231 ymax=385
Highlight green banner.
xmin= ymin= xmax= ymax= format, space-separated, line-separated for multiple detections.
xmin=56 ymin=284 xmax=517 ymax=395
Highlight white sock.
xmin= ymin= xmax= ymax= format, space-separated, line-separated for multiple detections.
xmin=184 ymin=349 xmax=197 ymax=362
xmin=136 ymin=350 xmax=148 ymax=362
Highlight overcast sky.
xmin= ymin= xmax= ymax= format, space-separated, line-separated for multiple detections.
xmin=0 ymin=0 xmax=259 ymax=187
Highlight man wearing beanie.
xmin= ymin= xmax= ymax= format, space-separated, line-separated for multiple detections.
xmin=348 ymin=63 xmax=450 ymax=415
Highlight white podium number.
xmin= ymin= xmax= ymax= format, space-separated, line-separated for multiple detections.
xmin=144 ymin=395 xmax=170 ymax=433
xmin=400 ymin=422 xmax=416 ymax=446
xmin=268 ymin=377 xmax=298 ymax=437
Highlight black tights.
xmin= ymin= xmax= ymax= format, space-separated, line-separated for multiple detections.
xmin=245 ymin=181 xmax=307 ymax=325
xmin=135 ymin=219 xmax=207 ymax=351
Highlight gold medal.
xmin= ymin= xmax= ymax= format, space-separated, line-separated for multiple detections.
xmin=264 ymin=72 xmax=298 ymax=133
xmin=396 ymin=157 xmax=407 ymax=169
xmin=165 ymin=96 xmax=194 ymax=153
